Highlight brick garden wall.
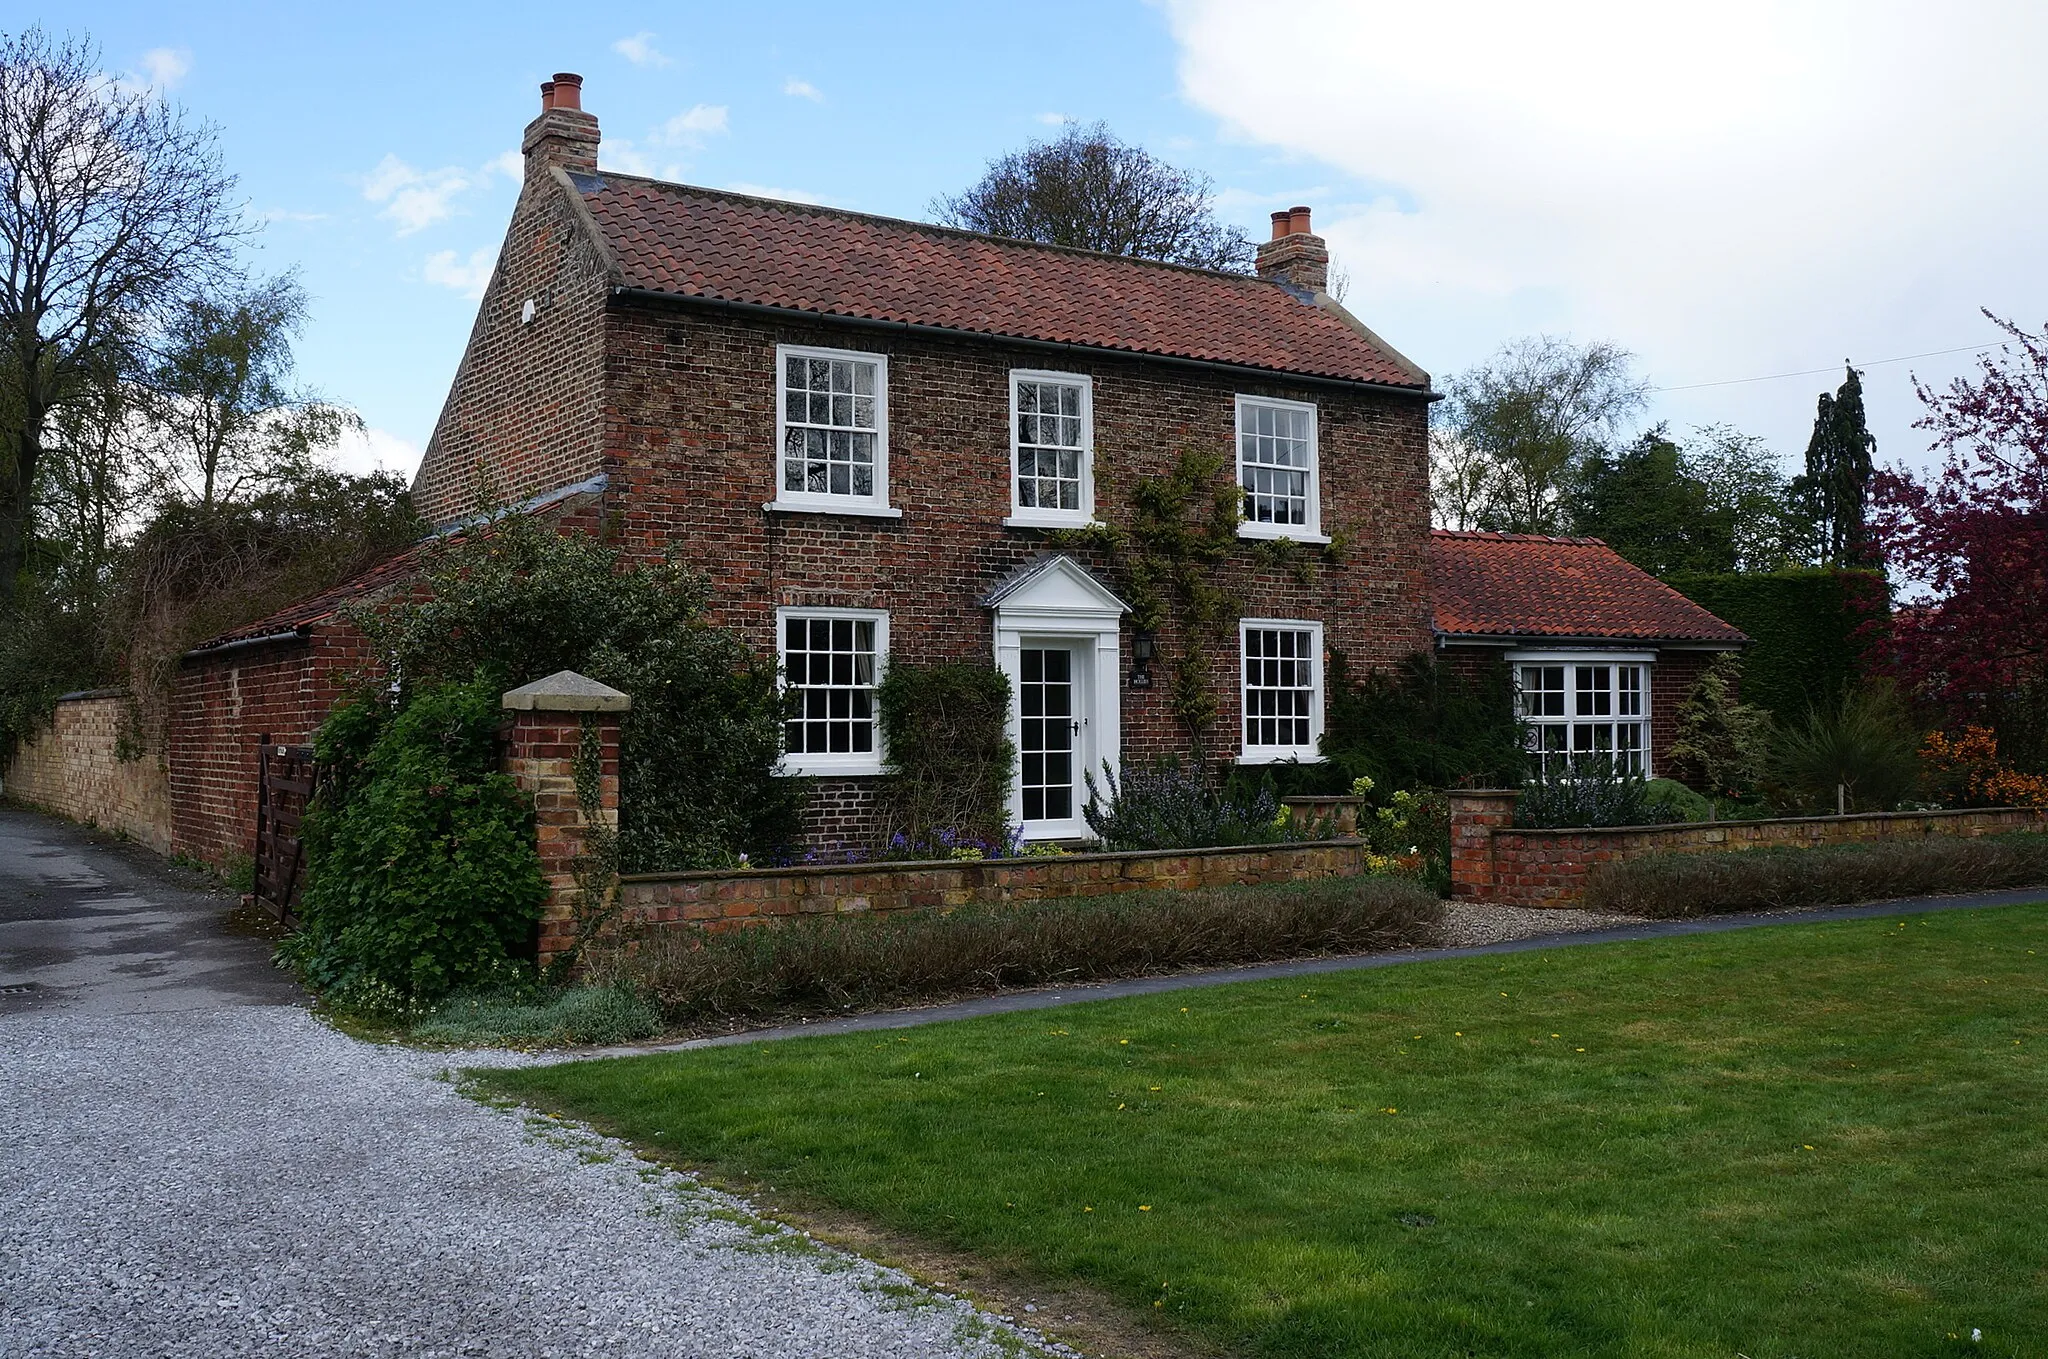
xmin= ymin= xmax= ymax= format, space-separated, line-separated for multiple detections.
xmin=1 ymin=692 xmax=172 ymax=853
xmin=616 ymin=838 xmax=1371 ymax=932
xmin=1449 ymin=792 xmax=2048 ymax=907
xmin=169 ymin=626 xmax=374 ymax=870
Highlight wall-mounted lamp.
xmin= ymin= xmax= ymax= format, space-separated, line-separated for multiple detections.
xmin=1130 ymin=630 xmax=1156 ymax=688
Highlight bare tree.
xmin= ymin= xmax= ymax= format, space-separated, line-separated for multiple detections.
xmin=1437 ymin=336 xmax=1648 ymax=535
xmin=145 ymin=273 xmax=359 ymax=509
xmin=0 ymin=27 xmax=245 ymax=601
xmin=934 ymin=122 xmax=1254 ymax=272
xmin=1427 ymin=425 xmax=1500 ymax=531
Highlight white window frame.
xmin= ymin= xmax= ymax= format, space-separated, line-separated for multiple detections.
xmin=1234 ymin=394 xmax=1327 ymax=544
xmin=774 ymin=606 xmax=890 ymax=777
xmin=768 ymin=344 xmax=899 ymax=518
xmin=1508 ymin=649 xmax=1654 ymax=778
xmin=1237 ymin=618 xmax=1326 ymax=764
xmin=1004 ymin=369 xmax=1097 ymax=529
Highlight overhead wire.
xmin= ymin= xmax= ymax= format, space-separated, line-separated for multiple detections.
xmin=1651 ymin=340 xmax=2011 ymax=393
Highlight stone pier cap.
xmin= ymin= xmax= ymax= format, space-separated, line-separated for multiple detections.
xmin=500 ymin=670 xmax=632 ymax=712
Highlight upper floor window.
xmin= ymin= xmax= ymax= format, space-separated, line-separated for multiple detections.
xmin=1238 ymin=619 xmax=1325 ymax=763
xmin=1236 ymin=395 xmax=1323 ymax=542
xmin=776 ymin=607 xmax=888 ymax=776
xmin=773 ymin=345 xmax=893 ymax=515
xmin=1008 ymin=371 xmax=1095 ymax=527
xmin=1515 ymin=655 xmax=1649 ymax=777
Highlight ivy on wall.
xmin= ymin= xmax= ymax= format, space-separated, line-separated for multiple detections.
xmin=1663 ymin=567 xmax=1888 ymax=722
xmin=875 ymin=661 xmax=1016 ymax=851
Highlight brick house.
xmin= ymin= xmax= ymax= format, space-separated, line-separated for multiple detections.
xmin=1429 ymin=530 xmax=1748 ymax=778
xmin=396 ymin=72 xmax=1441 ymax=849
xmin=152 ymin=72 xmax=1742 ymax=868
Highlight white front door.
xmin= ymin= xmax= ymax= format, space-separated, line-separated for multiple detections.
xmin=1015 ymin=639 xmax=1091 ymax=839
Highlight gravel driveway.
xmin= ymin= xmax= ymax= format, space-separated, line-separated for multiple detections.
xmin=0 ymin=809 xmax=1049 ymax=1359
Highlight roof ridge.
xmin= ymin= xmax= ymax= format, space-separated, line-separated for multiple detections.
xmin=1430 ymin=528 xmax=1611 ymax=547
xmin=572 ymin=170 xmax=1289 ymax=289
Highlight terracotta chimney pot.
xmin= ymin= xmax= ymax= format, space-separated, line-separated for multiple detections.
xmin=538 ymin=80 xmax=556 ymax=111
xmin=1289 ymin=206 xmax=1313 ymax=236
xmin=1270 ymin=210 xmax=1292 ymax=241
xmin=551 ymin=73 xmax=584 ymax=111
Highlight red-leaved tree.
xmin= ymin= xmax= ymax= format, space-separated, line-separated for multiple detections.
xmin=1871 ymin=311 xmax=2048 ymax=772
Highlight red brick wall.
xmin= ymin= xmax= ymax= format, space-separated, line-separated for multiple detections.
xmin=168 ymin=625 xmax=374 ymax=869
xmin=1450 ymin=802 xmax=2048 ymax=907
xmin=616 ymin=838 xmax=1371 ymax=932
xmin=409 ymin=168 xmax=611 ymax=526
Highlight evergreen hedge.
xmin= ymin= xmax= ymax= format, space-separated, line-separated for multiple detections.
xmin=1663 ymin=567 xmax=1887 ymax=721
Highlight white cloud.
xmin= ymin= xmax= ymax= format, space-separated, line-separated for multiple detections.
xmin=331 ymin=425 xmax=423 ymax=479
xmin=600 ymin=143 xmax=656 ymax=177
xmin=484 ymin=148 xmax=523 ymax=182
xmin=422 ymin=246 xmax=498 ymax=300
xmin=783 ymin=78 xmax=824 ymax=102
xmin=361 ymin=154 xmax=472 ymax=235
xmin=258 ymin=208 xmax=328 ymax=225
xmin=140 ymin=48 xmax=190 ymax=90
xmin=723 ymin=182 xmax=833 ymax=206
xmin=613 ymin=32 xmax=672 ymax=67
xmin=1162 ymin=0 xmax=2048 ymax=473
xmin=653 ymin=104 xmax=729 ymax=148
xmin=1034 ymin=112 xmax=1071 ymax=126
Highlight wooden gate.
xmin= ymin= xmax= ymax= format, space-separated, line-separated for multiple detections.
xmin=252 ymin=737 xmax=317 ymax=925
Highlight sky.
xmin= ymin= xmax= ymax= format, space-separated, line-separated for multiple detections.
xmin=44 ymin=1 xmax=2048 ymax=487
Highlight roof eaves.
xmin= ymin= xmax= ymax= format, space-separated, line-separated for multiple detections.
xmin=610 ymin=286 xmax=1434 ymax=397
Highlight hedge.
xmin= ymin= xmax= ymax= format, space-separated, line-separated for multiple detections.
xmin=1663 ymin=567 xmax=1887 ymax=722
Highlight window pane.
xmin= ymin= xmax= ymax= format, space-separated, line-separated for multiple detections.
xmin=781 ymin=614 xmax=883 ymax=759
xmin=1243 ymin=627 xmax=1318 ymax=751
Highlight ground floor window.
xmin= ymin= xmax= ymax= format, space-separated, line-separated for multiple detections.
xmin=776 ymin=608 xmax=887 ymax=776
xmin=1239 ymin=619 xmax=1324 ymax=763
xmin=1514 ymin=653 xmax=1650 ymax=776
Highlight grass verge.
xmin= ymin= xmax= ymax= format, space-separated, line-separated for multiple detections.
xmin=1583 ymin=828 xmax=2048 ymax=917
xmin=483 ymin=903 xmax=2048 ymax=1359
xmin=408 ymin=984 xmax=659 ymax=1048
xmin=610 ymin=876 xmax=1439 ymax=1028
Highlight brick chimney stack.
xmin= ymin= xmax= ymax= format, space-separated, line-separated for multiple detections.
xmin=1255 ymin=205 xmax=1329 ymax=294
xmin=522 ymin=72 xmax=599 ymax=180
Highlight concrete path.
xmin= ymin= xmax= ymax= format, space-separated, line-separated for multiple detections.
xmin=0 ymin=805 xmax=1045 ymax=1359
xmin=599 ymin=885 xmax=2048 ymax=1057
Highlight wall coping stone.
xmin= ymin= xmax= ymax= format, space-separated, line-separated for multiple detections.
xmin=618 ymin=836 xmax=1365 ymax=884
xmin=501 ymin=669 xmax=632 ymax=712
xmin=53 ymin=686 xmax=129 ymax=704
xmin=1492 ymin=806 xmax=2044 ymax=838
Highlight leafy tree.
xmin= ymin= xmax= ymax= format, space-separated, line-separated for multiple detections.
xmin=1569 ymin=425 xmax=1730 ymax=575
xmin=1435 ymin=336 xmax=1648 ymax=534
xmin=145 ymin=273 xmax=359 ymax=509
xmin=1872 ymin=311 xmax=2048 ymax=774
xmin=0 ymin=27 xmax=245 ymax=601
xmin=1793 ymin=364 xmax=1877 ymax=566
xmin=934 ymin=122 xmax=1254 ymax=272
xmin=1683 ymin=424 xmax=1815 ymax=572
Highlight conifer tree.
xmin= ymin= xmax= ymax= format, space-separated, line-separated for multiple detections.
xmin=1795 ymin=364 xmax=1877 ymax=565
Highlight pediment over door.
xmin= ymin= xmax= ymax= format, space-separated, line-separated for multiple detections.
xmin=980 ymin=554 xmax=1129 ymax=622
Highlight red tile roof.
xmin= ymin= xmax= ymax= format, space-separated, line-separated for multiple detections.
xmin=570 ymin=173 xmax=1427 ymax=390
xmin=1430 ymin=530 xmax=1747 ymax=645
xmin=186 ymin=542 xmax=428 ymax=653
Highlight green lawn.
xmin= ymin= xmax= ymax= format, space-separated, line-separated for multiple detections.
xmin=483 ymin=906 xmax=2048 ymax=1358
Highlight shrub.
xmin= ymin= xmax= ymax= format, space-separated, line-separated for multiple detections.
xmin=1583 ymin=831 xmax=2048 ymax=918
xmin=1361 ymin=785 xmax=1453 ymax=895
xmin=876 ymin=662 xmax=1016 ymax=852
xmin=347 ymin=514 xmax=802 ymax=870
xmin=1921 ymin=726 xmax=2048 ymax=809
xmin=617 ymin=876 xmax=1442 ymax=1026
xmin=1664 ymin=653 xmax=1774 ymax=800
xmin=1314 ymin=651 xmax=1524 ymax=795
xmin=409 ymin=984 xmax=659 ymax=1048
xmin=283 ymin=677 xmax=546 ymax=1013
xmin=1085 ymin=758 xmax=1295 ymax=851
xmin=1515 ymin=762 xmax=1660 ymax=828
xmin=1643 ymin=778 xmax=1714 ymax=823
xmin=1774 ymin=680 xmax=1923 ymax=813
